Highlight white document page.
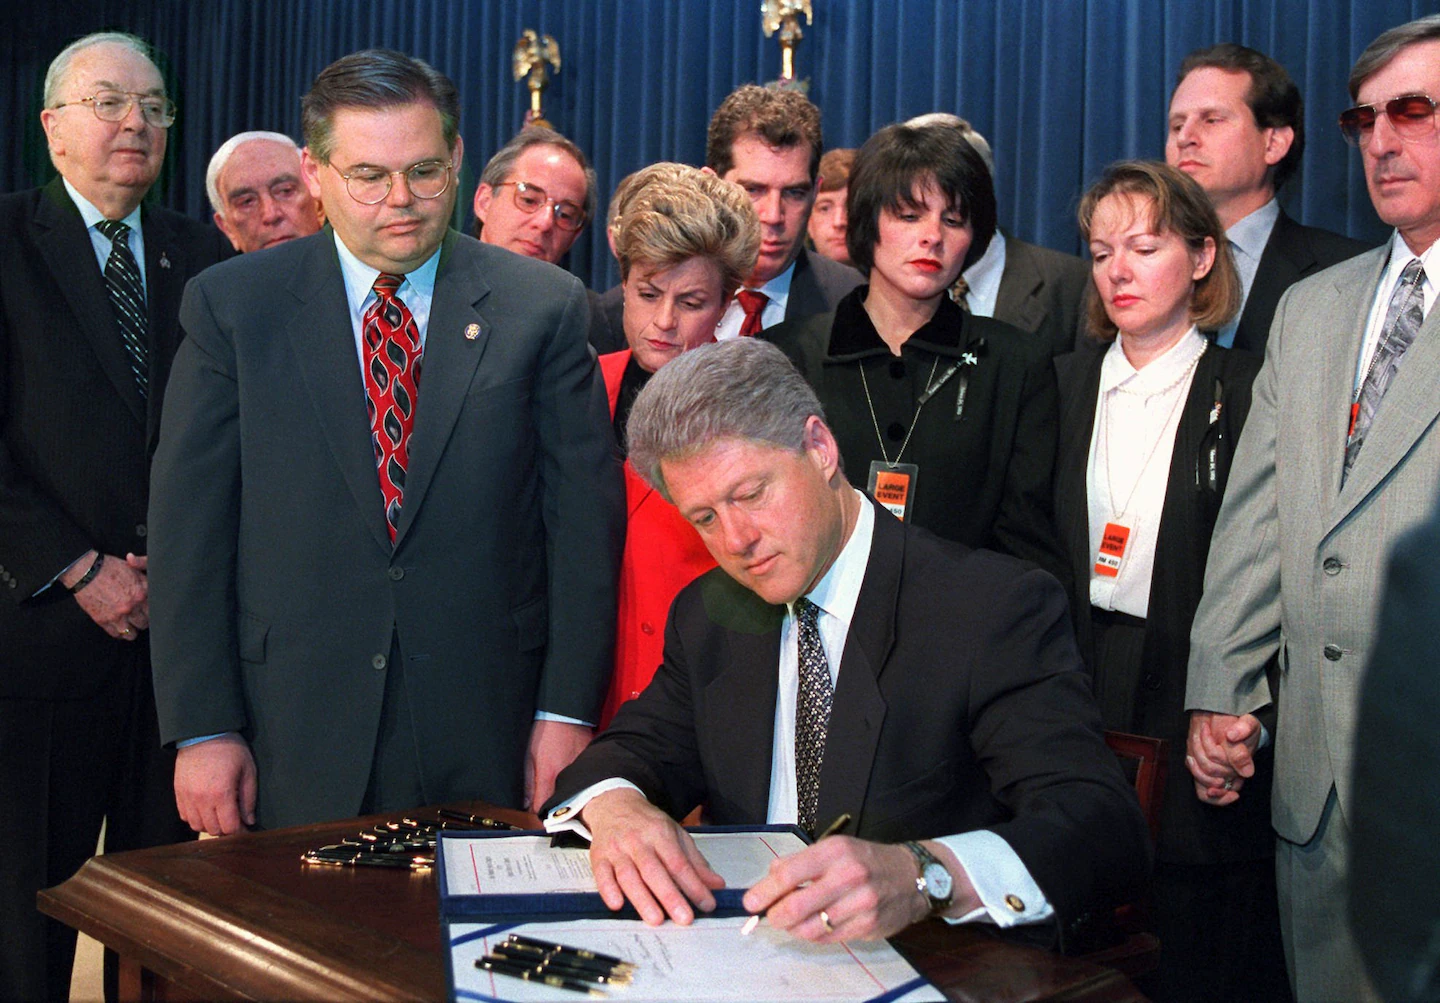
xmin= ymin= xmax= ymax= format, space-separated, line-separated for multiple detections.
xmin=449 ymin=916 xmax=943 ymax=1002
xmin=441 ymin=831 xmax=809 ymax=896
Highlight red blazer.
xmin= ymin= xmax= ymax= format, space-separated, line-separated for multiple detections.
xmin=598 ymin=350 xmax=717 ymax=729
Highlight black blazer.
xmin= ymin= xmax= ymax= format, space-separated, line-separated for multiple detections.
xmin=1232 ymin=209 xmax=1370 ymax=355
xmin=551 ymin=500 xmax=1149 ymax=945
xmin=0 ymin=178 xmax=229 ymax=699
xmin=771 ymin=289 xmax=1069 ymax=590
xmin=1054 ymin=341 xmax=1275 ymax=863
xmin=992 ymin=234 xmax=1090 ymax=357
xmin=785 ymin=246 xmax=864 ymax=323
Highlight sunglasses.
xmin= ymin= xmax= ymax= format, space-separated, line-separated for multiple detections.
xmin=1338 ymin=94 xmax=1438 ymax=146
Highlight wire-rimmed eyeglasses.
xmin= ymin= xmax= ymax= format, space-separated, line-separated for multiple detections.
xmin=51 ymin=90 xmax=176 ymax=129
xmin=331 ymin=160 xmax=454 ymax=205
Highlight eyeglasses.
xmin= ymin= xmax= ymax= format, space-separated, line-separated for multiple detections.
xmin=332 ymin=160 xmax=453 ymax=205
xmin=1338 ymin=94 xmax=1438 ymax=146
xmin=51 ymin=90 xmax=176 ymax=129
xmin=495 ymin=181 xmax=587 ymax=232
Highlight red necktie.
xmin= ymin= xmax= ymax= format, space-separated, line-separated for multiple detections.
xmin=736 ymin=289 xmax=769 ymax=337
xmin=362 ymin=273 xmax=423 ymax=542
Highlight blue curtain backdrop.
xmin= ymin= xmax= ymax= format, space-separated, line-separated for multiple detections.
xmin=4 ymin=0 xmax=1431 ymax=291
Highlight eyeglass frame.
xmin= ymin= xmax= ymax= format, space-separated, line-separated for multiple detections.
xmin=329 ymin=159 xmax=455 ymax=205
xmin=491 ymin=180 xmax=588 ymax=232
xmin=1338 ymin=93 xmax=1439 ymax=147
xmin=50 ymin=90 xmax=177 ymax=129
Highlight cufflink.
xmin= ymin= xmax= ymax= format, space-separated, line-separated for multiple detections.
xmin=551 ymin=805 xmax=572 ymax=819
xmin=1004 ymin=894 xmax=1026 ymax=913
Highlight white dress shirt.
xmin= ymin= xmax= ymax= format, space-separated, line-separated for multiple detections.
xmin=547 ymin=490 xmax=1052 ymax=928
xmin=333 ymin=231 xmax=440 ymax=376
xmin=959 ymin=230 xmax=1007 ymax=318
xmin=1215 ymin=198 xmax=1280 ymax=348
xmin=1087 ymin=328 xmax=1207 ymax=618
xmin=1353 ymin=230 xmax=1440 ymax=394
xmin=715 ymin=258 xmax=796 ymax=339
xmin=64 ymin=177 xmax=148 ymax=293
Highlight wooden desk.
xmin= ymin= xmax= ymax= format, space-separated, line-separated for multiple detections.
xmin=40 ymin=804 xmax=1147 ymax=1002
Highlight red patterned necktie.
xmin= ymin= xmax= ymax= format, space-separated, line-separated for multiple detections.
xmin=736 ymin=289 xmax=769 ymax=337
xmin=362 ymin=273 xmax=423 ymax=542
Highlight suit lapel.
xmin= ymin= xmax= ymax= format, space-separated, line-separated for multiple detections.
xmin=286 ymin=235 xmax=394 ymax=553
xmin=33 ymin=179 xmax=146 ymax=427
xmin=1056 ymin=349 xmax=1103 ymax=613
xmin=701 ymin=575 xmax=784 ymax=821
xmin=784 ymin=249 xmax=825 ymax=322
xmin=1330 ymin=263 xmax=1440 ymax=532
xmin=816 ymin=501 xmax=899 ymax=832
xmin=1235 ymin=212 xmax=1312 ymax=353
xmin=993 ymin=236 xmax=1046 ymax=334
xmin=392 ymin=233 xmax=491 ymax=545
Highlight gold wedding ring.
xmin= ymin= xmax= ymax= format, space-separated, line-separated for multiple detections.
xmin=819 ymin=910 xmax=834 ymax=933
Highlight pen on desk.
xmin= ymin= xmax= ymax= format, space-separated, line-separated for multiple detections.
xmin=437 ymin=809 xmax=522 ymax=829
xmin=506 ymin=934 xmax=634 ymax=971
xmin=477 ymin=957 xmax=608 ymax=997
xmin=743 ymin=813 xmax=855 ymax=936
xmin=492 ymin=943 xmax=632 ymax=980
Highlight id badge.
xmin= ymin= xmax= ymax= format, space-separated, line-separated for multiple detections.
xmin=1094 ymin=521 xmax=1131 ymax=578
xmin=868 ymin=461 xmax=919 ymax=522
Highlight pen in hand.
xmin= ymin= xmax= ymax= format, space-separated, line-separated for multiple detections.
xmin=741 ymin=813 xmax=853 ymax=935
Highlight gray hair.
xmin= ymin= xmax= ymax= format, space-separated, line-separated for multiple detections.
xmin=478 ymin=127 xmax=598 ymax=222
xmin=206 ymin=131 xmax=301 ymax=216
xmin=627 ymin=339 xmax=825 ymax=500
xmin=44 ymin=32 xmax=158 ymax=108
xmin=904 ymin=112 xmax=996 ymax=179
xmin=1349 ymin=14 xmax=1440 ymax=100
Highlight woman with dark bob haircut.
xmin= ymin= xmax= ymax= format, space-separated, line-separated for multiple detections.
xmin=770 ymin=123 xmax=1066 ymax=583
xmin=1052 ymin=161 xmax=1282 ymax=1003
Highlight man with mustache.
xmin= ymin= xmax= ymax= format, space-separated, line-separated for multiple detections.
xmin=1185 ymin=15 xmax=1440 ymax=1001
xmin=1166 ymin=43 xmax=1367 ymax=355
xmin=0 ymin=31 xmax=230 ymax=1001
xmin=207 ymin=131 xmax=324 ymax=254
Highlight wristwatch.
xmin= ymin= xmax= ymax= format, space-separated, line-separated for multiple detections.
xmin=901 ymin=841 xmax=954 ymax=915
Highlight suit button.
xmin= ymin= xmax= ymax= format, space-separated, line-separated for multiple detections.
xmin=372 ymin=653 xmax=388 ymax=670
xmin=889 ymin=359 xmax=907 ymax=379
xmin=1323 ymin=644 xmax=1343 ymax=662
xmin=640 ymin=622 xmax=655 ymax=635
xmin=1142 ymin=672 xmax=1161 ymax=691
xmin=1322 ymin=557 xmax=1341 ymax=575
xmin=135 ymin=523 xmax=147 ymax=537
xmin=387 ymin=566 xmax=405 ymax=581
xmin=886 ymin=421 xmax=906 ymax=441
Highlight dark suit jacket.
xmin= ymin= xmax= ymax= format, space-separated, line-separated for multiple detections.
xmin=149 ymin=228 xmax=625 ymax=829
xmin=770 ymin=290 xmax=1069 ymax=591
xmin=1054 ymin=341 xmax=1274 ymax=864
xmin=551 ymin=501 xmax=1149 ymax=944
xmin=1351 ymin=499 xmax=1440 ymax=1002
xmin=1231 ymin=210 xmax=1370 ymax=355
xmin=587 ymin=287 xmax=627 ymax=355
xmin=0 ymin=178 xmax=230 ymax=698
xmin=993 ymin=234 xmax=1090 ymax=357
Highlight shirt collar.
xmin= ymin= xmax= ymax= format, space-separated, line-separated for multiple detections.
xmin=790 ymin=489 xmax=874 ymax=628
xmin=1099 ymin=326 xmax=1207 ymax=395
xmin=961 ymin=229 xmax=1007 ymax=301
xmin=63 ymin=176 xmax=143 ymax=233
xmin=333 ymin=230 xmax=441 ymax=317
xmin=1383 ymin=228 xmax=1440 ymax=294
xmin=741 ymin=257 xmax=797 ymax=313
xmin=1225 ymin=198 xmax=1281 ymax=264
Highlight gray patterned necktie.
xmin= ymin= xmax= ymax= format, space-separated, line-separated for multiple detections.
xmin=95 ymin=219 xmax=150 ymax=398
xmin=948 ymin=275 xmax=972 ymax=313
xmin=794 ymin=597 xmax=833 ymax=834
xmin=1346 ymin=258 xmax=1426 ymax=480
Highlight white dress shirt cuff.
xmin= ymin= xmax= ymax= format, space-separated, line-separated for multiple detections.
xmin=176 ymin=731 xmax=236 ymax=748
xmin=534 ymin=711 xmax=594 ymax=727
xmin=542 ymin=778 xmax=644 ymax=840
xmin=933 ymin=830 xmax=1053 ymax=927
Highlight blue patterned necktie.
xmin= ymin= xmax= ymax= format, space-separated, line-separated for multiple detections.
xmin=1346 ymin=258 xmax=1426 ymax=480
xmin=95 ymin=219 xmax=149 ymax=398
xmin=794 ymin=597 xmax=833 ymax=834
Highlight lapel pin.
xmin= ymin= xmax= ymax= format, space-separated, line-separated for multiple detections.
xmin=159 ymin=252 xmax=171 ymax=269
xmin=464 ymin=323 xmax=480 ymax=341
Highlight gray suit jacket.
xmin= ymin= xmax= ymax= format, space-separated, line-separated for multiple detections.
xmin=992 ymin=234 xmax=1090 ymax=357
xmin=149 ymin=229 xmax=625 ymax=828
xmin=1186 ymin=243 xmax=1440 ymax=844
xmin=784 ymin=247 xmax=863 ymax=324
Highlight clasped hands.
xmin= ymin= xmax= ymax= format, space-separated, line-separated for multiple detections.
xmin=580 ymin=788 xmax=975 ymax=942
xmin=1186 ymin=710 xmax=1262 ymax=805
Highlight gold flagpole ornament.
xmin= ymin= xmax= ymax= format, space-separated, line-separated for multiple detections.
xmin=513 ymin=29 xmax=561 ymax=129
xmin=761 ymin=0 xmax=813 ymax=92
